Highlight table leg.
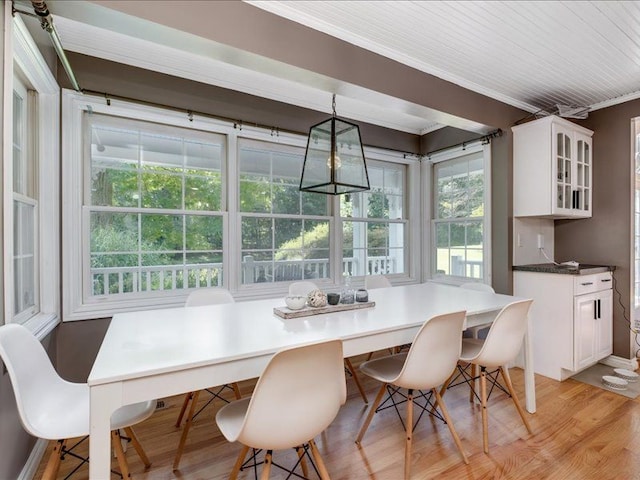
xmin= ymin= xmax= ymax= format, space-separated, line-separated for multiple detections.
xmin=90 ymin=383 xmax=121 ymax=479
xmin=523 ymin=317 xmax=536 ymax=413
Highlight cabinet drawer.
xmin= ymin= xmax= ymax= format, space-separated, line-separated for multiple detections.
xmin=574 ymin=272 xmax=612 ymax=295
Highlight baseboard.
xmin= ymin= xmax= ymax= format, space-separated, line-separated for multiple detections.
xmin=599 ymin=355 xmax=639 ymax=371
xmin=17 ymin=438 xmax=47 ymax=480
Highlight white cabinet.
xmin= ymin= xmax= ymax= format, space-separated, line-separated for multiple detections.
xmin=574 ymin=287 xmax=613 ymax=371
xmin=513 ymin=270 xmax=612 ymax=381
xmin=513 ymin=115 xmax=593 ymax=219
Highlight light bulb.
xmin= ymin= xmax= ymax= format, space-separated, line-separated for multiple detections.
xmin=327 ymin=154 xmax=342 ymax=169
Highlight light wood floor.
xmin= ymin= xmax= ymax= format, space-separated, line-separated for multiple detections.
xmin=35 ymin=355 xmax=640 ymax=479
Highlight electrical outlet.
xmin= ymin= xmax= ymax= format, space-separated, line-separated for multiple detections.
xmin=635 ymin=319 xmax=640 ymax=331
xmin=537 ymin=234 xmax=544 ymax=249
xmin=517 ymin=233 xmax=523 ymax=247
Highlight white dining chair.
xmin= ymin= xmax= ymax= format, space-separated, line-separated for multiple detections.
xmin=440 ymin=299 xmax=534 ymax=454
xmin=0 ymin=323 xmax=155 ymax=479
xmin=364 ymin=274 xmax=392 ymax=290
xmin=289 ymin=281 xmax=369 ymax=404
xmin=355 ymin=311 xmax=469 ymax=479
xmin=184 ymin=286 xmax=235 ymax=306
xmin=173 ymin=287 xmax=243 ymax=470
xmin=216 ymin=339 xmax=346 ymax=479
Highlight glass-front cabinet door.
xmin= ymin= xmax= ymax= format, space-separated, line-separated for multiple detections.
xmin=574 ymin=133 xmax=592 ymax=214
xmin=551 ymin=124 xmax=592 ymax=217
xmin=554 ymin=125 xmax=572 ymax=212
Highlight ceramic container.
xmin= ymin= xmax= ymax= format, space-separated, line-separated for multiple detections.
xmin=327 ymin=292 xmax=340 ymax=305
xmin=284 ymin=295 xmax=307 ymax=310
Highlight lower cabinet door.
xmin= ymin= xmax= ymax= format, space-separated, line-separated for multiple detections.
xmin=574 ymin=289 xmax=613 ymax=371
xmin=595 ymin=289 xmax=613 ymax=360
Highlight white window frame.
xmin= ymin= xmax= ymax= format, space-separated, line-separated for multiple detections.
xmin=235 ymin=136 xmax=334 ymax=295
xmin=63 ymin=90 xmax=236 ymax=320
xmin=85 ymin=113 xmax=228 ymax=300
xmin=426 ymin=142 xmax=492 ymax=286
xmin=338 ymin=153 xmax=413 ymax=282
xmin=12 ymin=77 xmax=39 ymax=324
xmin=63 ymin=90 xmax=420 ymax=319
xmin=3 ymin=11 xmax=60 ymax=338
xmin=632 ymin=118 xmax=640 ymax=320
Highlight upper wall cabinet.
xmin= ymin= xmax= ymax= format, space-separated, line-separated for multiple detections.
xmin=513 ymin=115 xmax=594 ymax=219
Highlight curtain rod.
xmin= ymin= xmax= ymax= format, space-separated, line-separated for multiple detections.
xmin=80 ymin=88 xmax=422 ymax=158
xmin=14 ymin=2 xmax=82 ymax=91
xmin=425 ymin=129 xmax=503 ymax=158
xmin=81 ymin=88 xmax=304 ymax=137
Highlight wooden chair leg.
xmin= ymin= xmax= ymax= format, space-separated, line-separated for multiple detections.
xmin=41 ymin=439 xmax=65 ymax=480
xmin=173 ymin=390 xmax=201 ymax=470
xmin=499 ymin=366 xmax=533 ymax=434
xmin=309 ymin=439 xmax=331 ymax=480
xmin=404 ymin=389 xmax=414 ymax=480
xmin=356 ymin=384 xmax=387 ymax=444
xmin=123 ymin=426 xmax=151 ymax=468
xmin=344 ymin=358 xmax=368 ymax=404
xmin=433 ymin=389 xmax=469 ymax=464
xmin=112 ymin=430 xmax=131 ymax=479
xmin=231 ymin=382 xmax=242 ymax=400
xmin=480 ymin=367 xmax=489 ymax=454
xmin=230 ymin=445 xmax=249 ymax=480
xmin=296 ymin=446 xmax=309 ymax=477
xmin=439 ymin=366 xmax=457 ymax=398
xmin=469 ymin=363 xmax=477 ymax=403
xmin=175 ymin=392 xmax=194 ymax=427
xmin=260 ymin=450 xmax=273 ymax=480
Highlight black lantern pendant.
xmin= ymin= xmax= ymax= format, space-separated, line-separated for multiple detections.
xmin=299 ymin=94 xmax=370 ymax=195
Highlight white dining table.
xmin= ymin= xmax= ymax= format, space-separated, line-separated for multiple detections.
xmin=88 ymin=282 xmax=534 ymax=478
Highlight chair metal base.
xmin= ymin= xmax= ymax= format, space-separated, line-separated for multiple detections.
xmin=42 ymin=427 xmax=150 ymax=480
xmin=441 ymin=364 xmax=533 ymax=454
xmin=232 ymin=441 xmax=329 ymax=480
xmin=356 ymin=384 xmax=468 ymax=480
xmin=370 ymin=385 xmax=446 ymax=433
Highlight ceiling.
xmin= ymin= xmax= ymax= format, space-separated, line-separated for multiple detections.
xmin=248 ymin=0 xmax=640 ymax=115
xmin=17 ymin=1 xmax=640 ymax=135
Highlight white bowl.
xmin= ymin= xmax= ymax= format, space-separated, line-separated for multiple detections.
xmin=602 ymin=375 xmax=628 ymax=390
xmin=285 ymin=295 xmax=307 ymax=310
xmin=614 ymin=368 xmax=639 ymax=382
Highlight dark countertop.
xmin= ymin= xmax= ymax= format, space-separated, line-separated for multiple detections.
xmin=512 ymin=263 xmax=615 ymax=275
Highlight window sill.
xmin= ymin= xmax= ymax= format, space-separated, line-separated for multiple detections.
xmin=22 ymin=312 xmax=59 ymax=341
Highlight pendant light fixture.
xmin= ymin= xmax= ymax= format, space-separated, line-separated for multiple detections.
xmin=300 ymin=94 xmax=370 ymax=195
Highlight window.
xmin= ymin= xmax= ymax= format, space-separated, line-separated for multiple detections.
xmin=341 ymin=160 xmax=406 ymax=276
xmin=87 ymin=114 xmax=226 ymax=297
xmin=12 ymin=78 xmax=38 ymax=323
xmin=5 ymin=15 xmax=60 ymax=336
xmin=238 ymin=138 xmax=331 ymax=284
xmin=634 ymin=120 xmax=640 ymax=311
xmin=63 ymin=91 xmax=417 ymax=320
xmin=431 ymin=145 xmax=491 ymax=281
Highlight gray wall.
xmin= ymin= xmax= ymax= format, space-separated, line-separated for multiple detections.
xmin=556 ymin=99 xmax=640 ymax=359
